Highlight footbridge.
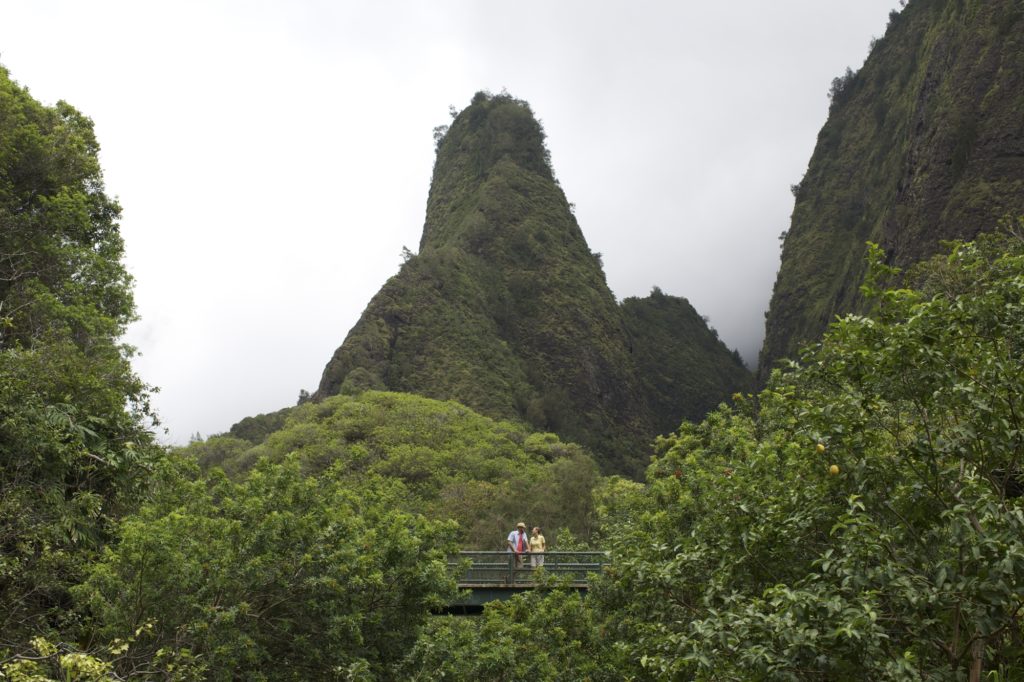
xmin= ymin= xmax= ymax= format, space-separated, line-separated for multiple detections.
xmin=441 ymin=551 xmax=608 ymax=614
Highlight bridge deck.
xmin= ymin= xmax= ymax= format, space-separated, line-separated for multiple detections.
xmin=439 ymin=551 xmax=608 ymax=613
xmin=448 ymin=551 xmax=606 ymax=587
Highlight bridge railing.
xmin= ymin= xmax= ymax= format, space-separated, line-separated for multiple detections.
xmin=448 ymin=551 xmax=608 ymax=587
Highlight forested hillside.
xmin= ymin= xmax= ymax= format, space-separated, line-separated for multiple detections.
xmin=315 ymin=92 xmax=750 ymax=474
xmin=190 ymin=391 xmax=601 ymax=549
xmin=761 ymin=0 xmax=1024 ymax=378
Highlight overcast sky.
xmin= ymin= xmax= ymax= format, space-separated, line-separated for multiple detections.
xmin=1 ymin=1 xmax=898 ymax=443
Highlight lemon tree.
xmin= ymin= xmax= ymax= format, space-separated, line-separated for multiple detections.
xmin=596 ymin=226 xmax=1024 ymax=681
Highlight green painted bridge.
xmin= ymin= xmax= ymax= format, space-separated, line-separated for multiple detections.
xmin=441 ymin=551 xmax=609 ymax=614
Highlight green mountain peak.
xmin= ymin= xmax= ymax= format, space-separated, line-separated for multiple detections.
xmin=316 ymin=92 xmax=750 ymax=475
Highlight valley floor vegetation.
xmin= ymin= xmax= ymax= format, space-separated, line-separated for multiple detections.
xmin=4 ymin=60 xmax=1024 ymax=681
xmin=8 ymin=208 xmax=1024 ymax=680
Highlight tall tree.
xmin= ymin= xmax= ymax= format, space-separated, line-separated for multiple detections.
xmin=0 ymin=64 xmax=157 ymax=645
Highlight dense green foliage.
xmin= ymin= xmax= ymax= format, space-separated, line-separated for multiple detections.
xmin=74 ymin=456 xmax=458 ymax=680
xmin=438 ymin=228 xmax=1024 ymax=681
xmin=601 ymin=229 xmax=1024 ymax=679
xmin=400 ymin=587 xmax=621 ymax=681
xmin=761 ymin=0 xmax=1024 ymax=379
xmin=3 ymin=455 xmax=463 ymax=681
xmin=187 ymin=391 xmax=601 ymax=550
xmin=0 ymin=65 xmax=159 ymax=649
xmin=315 ymin=92 xmax=748 ymax=475
xmin=227 ymin=407 xmax=290 ymax=444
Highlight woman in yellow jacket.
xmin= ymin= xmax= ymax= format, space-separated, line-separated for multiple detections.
xmin=529 ymin=526 xmax=546 ymax=568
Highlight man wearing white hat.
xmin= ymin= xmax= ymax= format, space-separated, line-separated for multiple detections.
xmin=506 ymin=521 xmax=530 ymax=568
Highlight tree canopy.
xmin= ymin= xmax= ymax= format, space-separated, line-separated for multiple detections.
xmin=185 ymin=390 xmax=602 ymax=550
xmin=74 ymin=456 xmax=459 ymax=680
xmin=596 ymin=226 xmax=1024 ymax=680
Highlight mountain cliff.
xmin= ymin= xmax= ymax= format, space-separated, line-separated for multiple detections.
xmin=315 ymin=92 xmax=750 ymax=474
xmin=621 ymin=289 xmax=750 ymax=436
xmin=760 ymin=0 xmax=1024 ymax=378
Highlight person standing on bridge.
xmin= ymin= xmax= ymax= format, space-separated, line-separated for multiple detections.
xmin=507 ymin=521 xmax=530 ymax=567
xmin=529 ymin=526 xmax=546 ymax=568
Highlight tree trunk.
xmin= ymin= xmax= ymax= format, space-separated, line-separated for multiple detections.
xmin=968 ymin=636 xmax=984 ymax=682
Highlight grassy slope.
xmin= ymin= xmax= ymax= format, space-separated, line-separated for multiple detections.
xmin=190 ymin=391 xmax=600 ymax=549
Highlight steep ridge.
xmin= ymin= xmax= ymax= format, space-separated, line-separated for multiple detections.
xmin=760 ymin=0 xmax=1024 ymax=379
xmin=621 ymin=289 xmax=751 ymax=436
xmin=314 ymin=92 xmax=750 ymax=474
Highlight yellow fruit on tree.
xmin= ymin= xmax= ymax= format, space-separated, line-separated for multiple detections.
xmin=829 ymin=464 xmax=840 ymax=475
xmin=816 ymin=443 xmax=826 ymax=453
